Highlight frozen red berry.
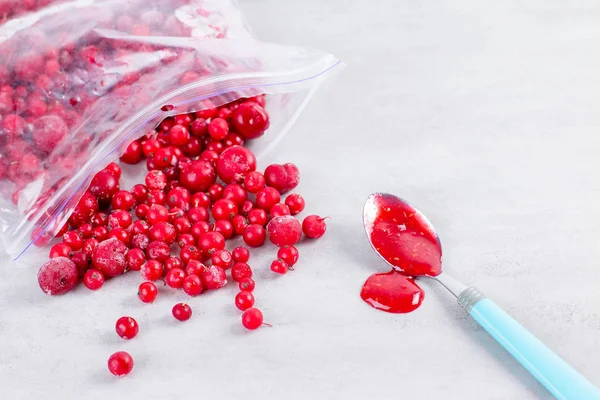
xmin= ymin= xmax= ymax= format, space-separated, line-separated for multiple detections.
xmin=302 ymin=215 xmax=328 ymax=239
xmin=83 ymin=269 xmax=104 ymax=290
xmin=138 ymin=281 xmax=158 ymax=303
xmin=216 ymin=146 xmax=257 ymax=184
xmin=243 ymin=224 xmax=266 ymax=248
xmin=179 ymin=159 xmax=216 ymax=192
xmin=232 ymin=102 xmax=269 ymax=139
xmin=199 ymin=264 xmax=227 ymax=290
xmin=235 ymin=291 xmax=255 ymax=311
xmin=172 ymin=303 xmax=192 ymax=321
xmin=165 ymin=268 xmax=186 ymax=289
xmin=264 ymin=163 xmax=299 ymax=194
xmin=182 ymin=274 xmax=204 ymax=296
xmin=238 ymin=277 xmax=255 ymax=292
xmin=231 ymin=262 xmax=252 ymax=282
xmin=255 ymin=187 xmax=280 ymax=211
xmin=108 ymin=351 xmax=134 ymax=376
xmin=277 ymin=245 xmax=299 ymax=266
xmin=32 ymin=115 xmax=68 ymax=153
xmin=38 ymin=257 xmax=78 ymax=295
xmin=115 ymin=316 xmax=139 ymax=340
xmin=241 ymin=308 xmax=264 ymax=330
xmin=92 ymin=238 xmax=128 ymax=277
xmin=267 ymin=216 xmax=302 ymax=247
xmin=285 ymin=194 xmax=305 ymax=215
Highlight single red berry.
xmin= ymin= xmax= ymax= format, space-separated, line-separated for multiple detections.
xmin=126 ymin=248 xmax=146 ymax=271
xmin=224 ymin=133 xmax=244 ymax=148
xmin=302 ymin=215 xmax=328 ymax=239
xmin=200 ymin=149 xmax=219 ymax=165
xmin=146 ymin=204 xmax=169 ymax=225
xmin=232 ymin=247 xmax=250 ymax=263
xmin=135 ymin=204 xmax=150 ymax=219
xmin=264 ymin=163 xmax=299 ymax=194
xmin=179 ymin=159 xmax=216 ymax=193
xmin=213 ymin=220 xmax=234 ymax=239
xmin=270 ymin=203 xmax=291 ymax=217
xmin=92 ymin=238 xmax=128 ymax=278
xmin=180 ymin=244 xmax=201 ymax=265
xmin=89 ymin=170 xmax=120 ymax=205
xmin=198 ymin=231 xmax=226 ymax=254
xmin=187 ymin=207 xmax=209 ymax=223
xmin=208 ymin=117 xmax=229 ymax=140
xmin=108 ymin=228 xmax=131 ymax=246
xmin=108 ymin=351 xmax=134 ymax=376
xmin=78 ymin=223 xmax=94 ymax=239
xmin=145 ymin=170 xmax=167 ymax=190
xmin=138 ymin=281 xmax=158 ymax=303
xmin=149 ymin=222 xmax=177 ymax=244
xmin=241 ymin=308 xmax=264 ymax=330
xmin=173 ymin=217 xmax=192 ymax=234
xmin=131 ymin=233 xmax=150 ymax=250
xmin=222 ymin=183 xmax=247 ymax=205
xmin=190 ymin=117 xmax=208 ymax=136
xmin=211 ymin=198 xmax=238 ymax=221
xmin=211 ymin=249 xmax=233 ymax=269
xmin=185 ymin=260 xmax=204 ymax=277
xmin=131 ymin=184 xmax=149 ymax=204
xmin=255 ymin=187 xmax=280 ymax=211
xmin=244 ymin=171 xmax=266 ymax=194
xmin=247 ymin=209 xmax=267 ymax=226
xmin=111 ymin=190 xmax=136 ymax=210
xmin=83 ymin=269 xmax=104 ymax=290
xmin=178 ymin=233 xmax=196 ymax=248
xmin=142 ymin=138 xmax=161 ymax=158
xmin=206 ymin=141 xmax=225 ymax=154
xmin=130 ymin=220 xmax=150 ymax=235
xmin=285 ymin=194 xmax=305 ymax=215
xmin=232 ymin=215 xmax=249 ymax=236
xmin=277 ymin=245 xmax=299 ymax=266
xmin=145 ymin=241 xmax=171 ymax=262
xmin=115 ymin=316 xmax=139 ymax=340
xmin=183 ymin=136 xmax=203 ymax=157
xmin=190 ymin=221 xmax=211 ymax=240
xmin=239 ymin=277 xmax=255 ymax=292
xmin=182 ymin=274 xmax=204 ymax=296
xmin=105 ymin=162 xmax=122 ymax=180
xmin=172 ymin=303 xmax=192 ymax=321
xmin=271 ymin=259 xmax=289 ymax=274
xmin=200 ymin=264 xmax=227 ymax=290
xmin=167 ymin=186 xmax=191 ymax=210
xmin=147 ymin=189 xmax=167 ymax=206
xmin=235 ymin=291 xmax=255 ymax=311
xmin=109 ymin=210 xmax=133 ymax=229
xmin=191 ymin=192 xmax=211 ymax=208
xmin=231 ymin=262 xmax=253 ymax=282
xmin=216 ymin=146 xmax=257 ymax=184
xmin=63 ymin=231 xmax=83 ymax=251
xmin=49 ymin=243 xmax=72 ymax=259
xmin=208 ymin=183 xmax=224 ymax=202
xmin=121 ymin=141 xmax=143 ymax=164
xmin=92 ymin=212 xmax=109 ymax=227
xmin=93 ymin=226 xmax=109 ymax=241
xmin=141 ymin=260 xmax=164 ymax=281
xmin=241 ymin=200 xmax=254 ymax=215
xmin=165 ymin=257 xmax=183 ymax=271
xmin=243 ymin=224 xmax=266 ymax=248
xmin=71 ymin=252 xmax=90 ymax=276
xmin=165 ymin=268 xmax=186 ymax=289
xmin=233 ymin=102 xmax=269 ymax=139
xmin=267 ymin=216 xmax=302 ymax=247
xmin=169 ymin=124 xmax=190 ymax=146
xmin=38 ymin=257 xmax=78 ymax=295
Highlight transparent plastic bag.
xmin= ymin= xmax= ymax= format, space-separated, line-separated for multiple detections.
xmin=0 ymin=0 xmax=342 ymax=259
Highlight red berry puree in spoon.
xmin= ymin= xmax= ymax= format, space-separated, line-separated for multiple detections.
xmin=361 ymin=193 xmax=442 ymax=313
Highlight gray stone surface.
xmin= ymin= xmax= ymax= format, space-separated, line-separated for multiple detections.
xmin=1 ymin=1 xmax=600 ymax=399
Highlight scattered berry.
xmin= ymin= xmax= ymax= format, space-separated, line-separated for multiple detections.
xmin=108 ymin=351 xmax=134 ymax=376
xmin=241 ymin=308 xmax=264 ymax=330
xmin=138 ymin=281 xmax=158 ymax=303
xmin=172 ymin=303 xmax=192 ymax=321
xmin=115 ymin=316 xmax=139 ymax=340
xmin=235 ymin=291 xmax=255 ymax=311
xmin=278 ymin=245 xmax=299 ymax=266
xmin=302 ymin=215 xmax=328 ymax=239
xmin=83 ymin=269 xmax=104 ymax=290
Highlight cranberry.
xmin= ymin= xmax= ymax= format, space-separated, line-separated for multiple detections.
xmin=267 ymin=216 xmax=302 ymax=247
xmin=131 ymin=184 xmax=149 ymax=204
xmin=239 ymin=277 xmax=255 ymax=292
xmin=83 ymin=238 xmax=99 ymax=256
xmin=212 ymin=199 xmax=238 ymax=221
xmin=71 ymin=252 xmax=90 ymax=276
xmin=182 ymin=274 xmax=204 ymax=296
xmin=190 ymin=118 xmax=208 ymax=137
xmin=49 ymin=243 xmax=72 ymax=259
xmin=198 ymin=232 xmax=225 ymax=254
xmin=216 ymin=146 xmax=257 ymax=184
xmin=149 ymin=222 xmax=176 ymax=244
xmin=89 ymin=170 xmax=120 ymax=204
xmin=180 ymin=243 xmax=201 ymax=265
xmin=208 ymin=183 xmax=224 ymax=202
xmin=278 ymin=245 xmax=299 ymax=267
xmin=233 ymin=102 xmax=269 ymax=139
xmin=222 ymin=183 xmax=247 ymax=205
xmin=169 ymin=124 xmax=190 ymax=146
xmin=112 ymin=190 xmax=135 ymax=210
xmin=70 ymin=192 xmax=99 ymax=227
xmin=232 ymin=215 xmax=249 ymax=235
xmin=241 ymin=200 xmax=254 ymax=215
xmin=235 ymin=291 xmax=255 ymax=311
xmin=179 ymin=159 xmax=216 ymax=192
xmin=165 ymin=257 xmax=183 ymax=271
xmin=83 ymin=269 xmax=104 ymax=290
xmin=185 ymin=260 xmax=204 ymax=277
xmin=146 ymin=241 xmax=170 ymax=262
xmin=187 ymin=207 xmax=209 ymax=223
xmin=135 ymin=204 xmax=150 ymax=219
xmin=121 ymin=141 xmax=143 ymax=164
xmin=200 ymin=149 xmax=219 ymax=165
xmin=148 ymin=189 xmax=167 ymax=206
xmin=146 ymin=170 xmax=167 ymax=190
xmin=105 ymin=163 xmax=122 ymax=180
xmin=131 ymin=234 xmax=150 ymax=250
xmin=190 ymin=221 xmax=210 ymax=240
xmin=206 ymin=141 xmax=225 ymax=154
xmin=255 ymin=187 xmax=281 ymax=211
xmin=146 ymin=204 xmax=169 ymax=225
xmin=178 ymin=233 xmax=196 ymax=248
xmin=208 ymin=118 xmax=229 ymax=140
xmin=224 ymin=133 xmax=244 ymax=148
xmin=231 ymin=262 xmax=253 ymax=282
xmin=141 ymin=260 xmax=164 ymax=281
xmin=264 ymin=163 xmax=300 ymax=194
xmin=172 ymin=303 xmax=192 ymax=321
xmin=244 ymin=171 xmax=265 ymax=194
xmin=191 ymin=192 xmax=211 ymax=208
xmin=142 ymin=138 xmax=161 ymax=158
xmin=108 ymin=351 xmax=134 ymax=376
xmin=92 ymin=238 xmax=128 ymax=277
xmin=108 ymin=228 xmax=131 ymax=246
xmin=138 ymin=281 xmax=158 ymax=303
xmin=93 ymin=226 xmax=109 ymax=241
xmin=92 ymin=212 xmax=108 ymax=227
xmin=302 ymin=215 xmax=328 ymax=239
xmin=32 ymin=115 xmax=68 ymax=153
xmin=200 ymin=264 xmax=227 ymax=290
xmin=270 ymin=203 xmax=291 ymax=217
xmin=232 ymin=246 xmax=250 ymax=263
xmin=271 ymin=259 xmax=289 ymax=274
xmin=241 ymin=308 xmax=265 ymax=330
xmin=130 ymin=220 xmax=150 ymax=235
xmin=243 ymin=224 xmax=266 ymax=248
xmin=78 ymin=223 xmax=94 ymax=239
xmin=38 ymin=257 xmax=78 ymax=295
xmin=247 ymin=209 xmax=268 ymax=226
xmin=115 ymin=316 xmax=139 ymax=340
xmin=211 ymin=249 xmax=233 ymax=269
xmin=109 ymin=210 xmax=132 ymax=229
xmin=173 ymin=217 xmax=192 ymax=234
xmin=165 ymin=268 xmax=186 ymax=289
xmin=126 ymin=248 xmax=146 ymax=271
xmin=285 ymin=194 xmax=305 ymax=215
xmin=167 ymin=186 xmax=191 ymax=210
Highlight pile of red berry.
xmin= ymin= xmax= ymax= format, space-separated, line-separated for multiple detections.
xmin=36 ymin=95 xmax=328 ymax=376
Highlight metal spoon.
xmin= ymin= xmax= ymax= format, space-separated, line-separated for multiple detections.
xmin=363 ymin=193 xmax=600 ymax=400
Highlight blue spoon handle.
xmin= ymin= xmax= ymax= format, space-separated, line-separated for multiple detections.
xmin=458 ymin=288 xmax=600 ymax=400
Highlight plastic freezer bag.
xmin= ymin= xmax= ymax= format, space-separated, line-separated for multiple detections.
xmin=0 ymin=0 xmax=342 ymax=259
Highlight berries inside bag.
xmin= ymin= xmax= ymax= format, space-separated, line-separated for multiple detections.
xmin=0 ymin=0 xmax=341 ymax=259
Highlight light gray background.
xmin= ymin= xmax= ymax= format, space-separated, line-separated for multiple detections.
xmin=2 ymin=0 xmax=600 ymax=399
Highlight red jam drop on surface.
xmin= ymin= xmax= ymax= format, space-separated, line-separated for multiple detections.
xmin=364 ymin=193 xmax=442 ymax=277
xmin=361 ymin=270 xmax=424 ymax=313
